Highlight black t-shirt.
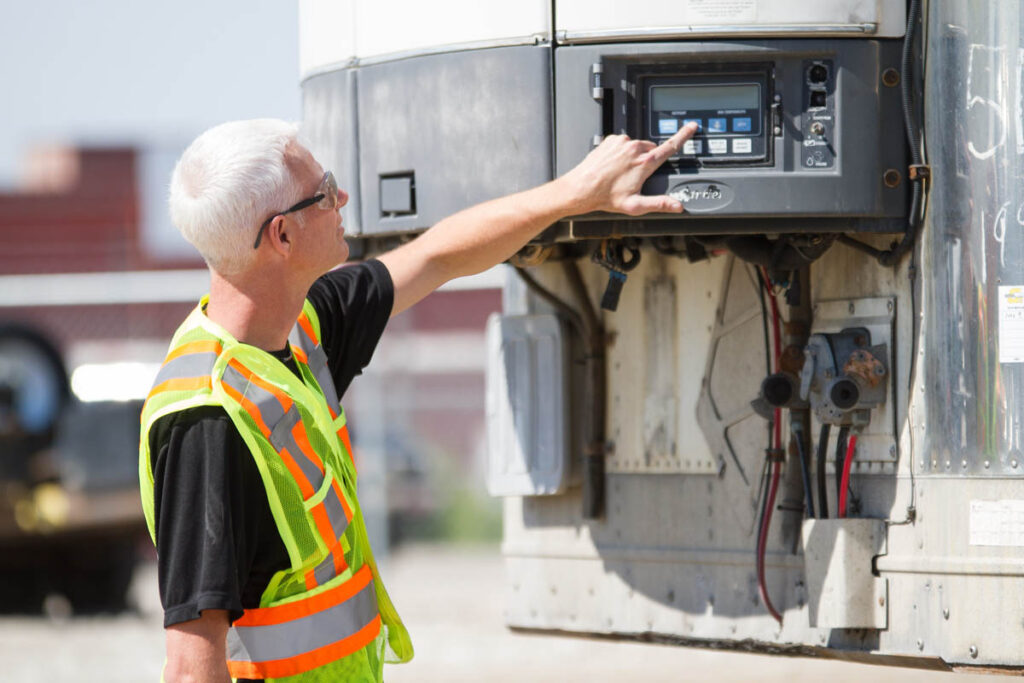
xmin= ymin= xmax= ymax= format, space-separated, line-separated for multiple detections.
xmin=149 ymin=259 xmax=393 ymax=632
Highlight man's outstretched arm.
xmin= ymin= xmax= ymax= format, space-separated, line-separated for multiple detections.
xmin=378 ymin=123 xmax=698 ymax=317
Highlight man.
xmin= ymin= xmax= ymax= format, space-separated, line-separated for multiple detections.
xmin=140 ymin=117 xmax=697 ymax=682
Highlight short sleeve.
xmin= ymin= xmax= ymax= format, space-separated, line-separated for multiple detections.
xmin=305 ymin=259 xmax=394 ymax=398
xmin=150 ymin=406 xmax=288 ymax=628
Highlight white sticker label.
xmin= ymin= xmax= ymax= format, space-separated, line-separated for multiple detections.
xmin=970 ymin=500 xmax=1024 ymax=546
xmin=683 ymin=0 xmax=756 ymax=22
xmin=999 ymin=286 xmax=1024 ymax=363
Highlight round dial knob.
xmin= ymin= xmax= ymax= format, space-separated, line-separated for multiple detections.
xmin=810 ymin=121 xmax=825 ymax=136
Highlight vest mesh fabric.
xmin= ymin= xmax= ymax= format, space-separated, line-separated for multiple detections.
xmin=140 ymin=298 xmax=411 ymax=681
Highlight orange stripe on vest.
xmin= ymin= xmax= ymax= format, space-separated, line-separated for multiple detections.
xmin=227 ymin=614 xmax=381 ymax=680
xmin=234 ymin=564 xmax=373 ymax=627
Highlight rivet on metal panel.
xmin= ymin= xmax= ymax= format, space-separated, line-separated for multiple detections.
xmin=984 ymin=460 xmax=990 ymax=469
xmin=945 ymin=460 xmax=951 ymax=469
xmin=886 ymin=300 xmax=893 ymax=312
xmin=773 ymin=126 xmax=782 ymax=135
xmin=848 ymin=302 xmax=856 ymax=314
xmin=943 ymin=608 xmax=950 ymax=620
xmin=931 ymin=459 xmax=937 ymax=468
xmin=961 ymin=460 xmax=967 ymax=468
xmin=774 ymin=94 xmax=782 ymax=102
xmin=878 ymin=596 xmax=885 ymax=606
xmin=1013 ymin=460 xmax=1019 ymax=468
xmin=890 ymin=445 xmax=897 ymax=457
xmin=881 ymin=68 xmax=900 ymax=87
xmin=970 ymin=645 xmax=979 ymax=658
xmin=917 ymin=639 xmax=924 ymax=651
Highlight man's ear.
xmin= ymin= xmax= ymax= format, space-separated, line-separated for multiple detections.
xmin=266 ymin=215 xmax=292 ymax=256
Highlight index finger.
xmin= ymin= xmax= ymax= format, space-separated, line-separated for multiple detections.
xmin=645 ymin=121 xmax=699 ymax=166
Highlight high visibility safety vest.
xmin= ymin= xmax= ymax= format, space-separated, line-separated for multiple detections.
xmin=139 ymin=297 xmax=412 ymax=682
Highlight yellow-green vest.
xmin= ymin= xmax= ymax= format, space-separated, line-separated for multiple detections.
xmin=139 ymin=297 xmax=412 ymax=681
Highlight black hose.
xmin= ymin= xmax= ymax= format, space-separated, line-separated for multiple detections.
xmin=816 ymin=423 xmax=831 ymax=519
xmin=792 ymin=425 xmax=815 ymax=519
xmin=875 ymin=0 xmax=924 ymax=266
xmin=834 ymin=426 xmax=850 ymax=503
xmin=841 ymin=0 xmax=925 ymax=267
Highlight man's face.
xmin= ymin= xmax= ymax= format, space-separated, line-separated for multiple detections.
xmin=287 ymin=143 xmax=350 ymax=272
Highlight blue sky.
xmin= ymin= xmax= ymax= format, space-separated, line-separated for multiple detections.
xmin=0 ymin=0 xmax=301 ymax=188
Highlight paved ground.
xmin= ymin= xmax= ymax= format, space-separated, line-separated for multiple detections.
xmin=0 ymin=544 xmax=997 ymax=681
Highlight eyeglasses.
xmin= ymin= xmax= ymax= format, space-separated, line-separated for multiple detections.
xmin=253 ymin=171 xmax=339 ymax=249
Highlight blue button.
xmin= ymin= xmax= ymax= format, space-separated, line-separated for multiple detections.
xmin=658 ymin=118 xmax=679 ymax=135
xmin=683 ymin=118 xmax=702 ymax=131
xmin=733 ymin=117 xmax=752 ymax=132
xmin=707 ymin=118 xmax=727 ymax=133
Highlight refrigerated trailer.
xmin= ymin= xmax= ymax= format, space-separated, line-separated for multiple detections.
xmin=299 ymin=0 xmax=1024 ymax=672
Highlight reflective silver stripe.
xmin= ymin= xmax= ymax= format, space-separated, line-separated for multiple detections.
xmin=269 ymin=404 xmax=302 ymax=452
xmin=221 ymin=364 xmax=326 ymax=491
xmin=221 ymin=364 xmax=287 ymax=431
xmin=307 ymin=343 xmax=342 ymax=413
xmin=313 ymin=549 xmax=339 ymax=585
xmin=227 ymin=577 xmax=379 ymax=663
xmin=152 ymin=351 xmax=218 ymax=386
xmin=289 ymin=316 xmax=342 ymax=413
xmin=321 ymin=482 xmax=348 ymax=534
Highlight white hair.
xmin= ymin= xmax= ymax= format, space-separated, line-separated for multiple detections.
xmin=169 ymin=119 xmax=306 ymax=275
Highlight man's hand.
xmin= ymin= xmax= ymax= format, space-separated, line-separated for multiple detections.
xmin=378 ymin=121 xmax=698 ymax=317
xmin=561 ymin=121 xmax=700 ymax=216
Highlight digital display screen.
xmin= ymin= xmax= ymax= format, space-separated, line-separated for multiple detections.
xmin=652 ymin=84 xmax=760 ymax=112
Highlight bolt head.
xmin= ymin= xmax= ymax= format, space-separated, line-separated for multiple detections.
xmin=969 ymin=645 xmax=979 ymax=658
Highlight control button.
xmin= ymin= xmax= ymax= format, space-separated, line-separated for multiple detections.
xmin=733 ymin=117 xmax=752 ymax=132
xmin=658 ymin=118 xmax=679 ymax=135
xmin=732 ymin=138 xmax=752 ymax=154
xmin=683 ymin=140 xmax=702 ymax=155
xmin=708 ymin=139 xmax=728 ymax=154
xmin=683 ymin=118 xmax=702 ymax=131
xmin=707 ymin=118 xmax=727 ymax=134
xmin=810 ymin=121 xmax=825 ymax=136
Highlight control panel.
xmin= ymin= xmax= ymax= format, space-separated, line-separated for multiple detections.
xmin=644 ymin=71 xmax=769 ymax=164
xmin=554 ymin=40 xmax=908 ymax=234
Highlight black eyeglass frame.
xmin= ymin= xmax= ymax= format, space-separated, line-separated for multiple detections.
xmin=253 ymin=171 xmax=338 ymax=249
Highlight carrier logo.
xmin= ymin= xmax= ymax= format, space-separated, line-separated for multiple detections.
xmin=669 ymin=181 xmax=734 ymax=213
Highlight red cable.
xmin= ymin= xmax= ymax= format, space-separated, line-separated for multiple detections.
xmin=838 ymin=434 xmax=858 ymax=518
xmin=756 ymin=268 xmax=783 ymax=624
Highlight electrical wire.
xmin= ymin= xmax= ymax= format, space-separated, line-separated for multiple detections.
xmin=834 ymin=425 xmax=849 ymax=504
xmin=837 ymin=0 xmax=927 ymax=267
xmin=838 ymin=434 xmax=859 ymax=518
xmin=793 ymin=424 xmax=815 ymax=518
xmin=756 ymin=267 xmax=783 ymax=624
xmin=815 ymin=423 xmax=831 ymax=519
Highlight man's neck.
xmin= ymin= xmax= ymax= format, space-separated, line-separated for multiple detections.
xmin=205 ymin=267 xmax=309 ymax=351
